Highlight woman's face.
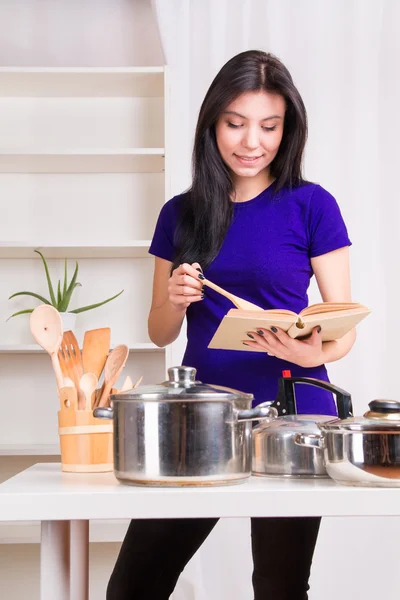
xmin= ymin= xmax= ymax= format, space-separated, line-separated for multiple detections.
xmin=215 ymin=90 xmax=286 ymax=182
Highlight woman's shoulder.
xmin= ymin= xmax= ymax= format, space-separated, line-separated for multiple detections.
xmin=285 ymin=181 xmax=336 ymax=204
xmin=157 ymin=192 xmax=189 ymax=224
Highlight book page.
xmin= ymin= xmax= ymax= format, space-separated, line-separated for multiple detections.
xmin=300 ymin=302 xmax=366 ymax=317
xmin=208 ymin=310 xmax=297 ymax=352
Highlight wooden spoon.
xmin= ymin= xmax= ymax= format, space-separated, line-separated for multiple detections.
xmin=82 ymin=328 xmax=110 ymax=379
xmin=97 ymin=345 xmax=129 ymax=408
xmin=200 ymin=277 xmax=263 ymax=311
xmin=30 ymin=305 xmax=64 ymax=390
xmin=79 ymin=373 xmax=98 ymax=412
xmin=120 ymin=375 xmax=133 ymax=392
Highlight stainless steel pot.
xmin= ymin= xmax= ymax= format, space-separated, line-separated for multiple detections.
xmin=252 ymin=377 xmax=353 ymax=478
xmin=93 ymin=366 xmax=276 ymax=487
xmin=295 ymin=399 xmax=400 ymax=487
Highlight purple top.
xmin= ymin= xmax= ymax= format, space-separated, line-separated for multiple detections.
xmin=149 ymin=183 xmax=351 ymax=415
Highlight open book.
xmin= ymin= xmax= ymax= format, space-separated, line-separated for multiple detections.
xmin=208 ymin=302 xmax=371 ymax=352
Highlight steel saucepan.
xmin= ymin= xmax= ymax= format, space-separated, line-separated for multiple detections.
xmin=295 ymin=399 xmax=400 ymax=487
xmin=93 ymin=366 xmax=276 ymax=487
xmin=252 ymin=377 xmax=353 ymax=478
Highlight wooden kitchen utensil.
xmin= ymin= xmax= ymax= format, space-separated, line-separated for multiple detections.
xmin=30 ymin=305 xmax=64 ymax=390
xmin=120 ymin=375 xmax=133 ymax=391
xmin=97 ymin=344 xmax=129 ymax=408
xmin=58 ymin=330 xmax=85 ymax=409
xmin=201 ymin=277 xmax=264 ymax=312
xmin=82 ymin=328 xmax=111 ymax=379
xmin=79 ymin=373 xmax=98 ymax=411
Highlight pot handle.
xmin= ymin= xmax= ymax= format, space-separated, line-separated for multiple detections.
xmin=93 ymin=407 xmax=114 ymax=419
xmin=294 ymin=432 xmax=324 ymax=449
xmin=274 ymin=377 xmax=353 ymax=419
xmin=236 ymin=402 xmax=279 ymax=422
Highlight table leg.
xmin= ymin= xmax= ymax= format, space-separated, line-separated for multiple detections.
xmin=40 ymin=520 xmax=70 ymax=600
xmin=70 ymin=519 xmax=89 ymax=600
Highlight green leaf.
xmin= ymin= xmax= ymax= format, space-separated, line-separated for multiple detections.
xmin=34 ymin=250 xmax=56 ymax=306
xmin=58 ymin=261 xmax=79 ymax=312
xmin=8 ymin=291 xmax=51 ymax=304
xmin=57 ymin=280 xmax=61 ymax=307
xmin=6 ymin=309 xmax=34 ymax=321
xmin=70 ymin=290 xmax=124 ymax=314
xmin=62 ymin=259 xmax=68 ymax=301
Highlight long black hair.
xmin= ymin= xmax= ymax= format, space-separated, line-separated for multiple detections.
xmin=173 ymin=50 xmax=308 ymax=271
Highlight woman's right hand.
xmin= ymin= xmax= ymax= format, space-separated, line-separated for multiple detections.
xmin=168 ymin=262 xmax=204 ymax=311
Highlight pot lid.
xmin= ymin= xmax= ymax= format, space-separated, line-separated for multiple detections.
xmin=319 ymin=399 xmax=400 ymax=432
xmin=111 ymin=366 xmax=254 ymax=402
xmin=253 ymin=414 xmax=333 ymax=435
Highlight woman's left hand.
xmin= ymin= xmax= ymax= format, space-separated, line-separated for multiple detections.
xmin=243 ymin=326 xmax=324 ymax=368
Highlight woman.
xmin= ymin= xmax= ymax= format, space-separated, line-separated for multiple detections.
xmin=107 ymin=50 xmax=355 ymax=600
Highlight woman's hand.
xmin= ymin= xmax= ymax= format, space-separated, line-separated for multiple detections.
xmin=243 ymin=326 xmax=324 ymax=368
xmin=168 ymin=262 xmax=204 ymax=311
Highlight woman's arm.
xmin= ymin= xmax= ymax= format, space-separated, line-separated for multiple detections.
xmin=242 ymin=246 xmax=356 ymax=367
xmin=148 ymin=258 xmax=203 ymax=347
xmin=311 ymin=246 xmax=356 ymax=364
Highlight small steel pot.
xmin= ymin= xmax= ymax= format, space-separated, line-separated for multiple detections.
xmin=252 ymin=377 xmax=353 ymax=478
xmin=295 ymin=399 xmax=400 ymax=487
xmin=94 ymin=366 xmax=276 ymax=487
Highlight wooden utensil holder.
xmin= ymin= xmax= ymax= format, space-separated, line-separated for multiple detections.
xmin=58 ymin=387 xmax=113 ymax=473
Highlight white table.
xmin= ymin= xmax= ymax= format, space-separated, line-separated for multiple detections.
xmin=1 ymin=463 xmax=400 ymax=600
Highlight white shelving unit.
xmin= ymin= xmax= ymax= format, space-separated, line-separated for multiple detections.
xmin=0 ymin=241 xmax=152 ymax=258
xmin=0 ymin=65 xmax=172 ymax=469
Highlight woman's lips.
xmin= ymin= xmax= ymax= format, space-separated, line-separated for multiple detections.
xmin=234 ymin=154 xmax=263 ymax=165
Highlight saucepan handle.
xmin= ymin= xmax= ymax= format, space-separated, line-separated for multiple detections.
xmin=274 ymin=377 xmax=353 ymax=419
xmin=93 ymin=407 xmax=114 ymax=419
xmin=294 ymin=432 xmax=324 ymax=449
xmin=236 ymin=401 xmax=279 ymax=422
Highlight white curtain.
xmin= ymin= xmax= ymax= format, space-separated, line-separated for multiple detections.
xmin=151 ymin=1 xmax=400 ymax=599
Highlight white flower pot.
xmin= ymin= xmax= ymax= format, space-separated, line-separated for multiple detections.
xmin=60 ymin=311 xmax=77 ymax=332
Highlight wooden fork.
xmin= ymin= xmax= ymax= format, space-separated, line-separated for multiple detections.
xmin=58 ymin=330 xmax=85 ymax=409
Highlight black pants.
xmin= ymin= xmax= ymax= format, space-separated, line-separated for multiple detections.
xmin=106 ymin=516 xmax=321 ymax=600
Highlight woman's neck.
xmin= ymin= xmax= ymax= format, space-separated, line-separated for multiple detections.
xmin=232 ymin=171 xmax=274 ymax=203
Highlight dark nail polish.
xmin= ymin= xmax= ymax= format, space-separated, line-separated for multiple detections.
xmin=198 ymin=273 xmax=205 ymax=280
xmin=195 ymin=267 xmax=203 ymax=273
xmin=271 ymin=326 xmax=278 ymax=333
xmin=317 ymin=326 xmax=321 ymax=333
xmin=243 ymin=342 xmax=249 ymax=346
xmin=247 ymin=333 xmax=254 ymax=339
xmin=201 ymin=293 xmax=205 ymax=299
xmin=257 ymin=330 xmax=264 ymax=336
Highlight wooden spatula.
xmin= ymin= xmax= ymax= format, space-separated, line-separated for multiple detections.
xmin=30 ymin=305 xmax=64 ymax=390
xmin=58 ymin=330 xmax=85 ymax=409
xmin=200 ymin=277 xmax=264 ymax=311
xmin=82 ymin=328 xmax=111 ymax=379
xmin=97 ymin=344 xmax=129 ymax=408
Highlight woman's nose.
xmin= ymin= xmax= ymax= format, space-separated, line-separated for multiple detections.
xmin=242 ymin=127 xmax=260 ymax=150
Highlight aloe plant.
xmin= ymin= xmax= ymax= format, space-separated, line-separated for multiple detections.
xmin=7 ymin=250 xmax=124 ymax=320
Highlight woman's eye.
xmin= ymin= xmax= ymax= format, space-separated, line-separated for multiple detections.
xmin=262 ymin=126 xmax=277 ymax=132
xmin=227 ymin=122 xmax=242 ymax=128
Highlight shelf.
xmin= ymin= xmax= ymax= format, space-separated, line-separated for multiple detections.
xmin=0 ymin=148 xmax=165 ymax=173
xmin=0 ymin=241 xmax=152 ymax=259
xmin=0 ymin=519 xmax=130 ymax=544
xmin=0 ymin=67 xmax=165 ymax=97
xmin=0 ymin=343 xmax=164 ymax=354
xmin=0 ymin=444 xmax=60 ymax=456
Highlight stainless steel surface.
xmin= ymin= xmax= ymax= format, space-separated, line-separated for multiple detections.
xmin=294 ymin=399 xmax=400 ymax=487
xmin=252 ymin=415 xmax=331 ymax=478
xmin=94 ymin=366 xmax=275 ymax=487
xmin=251 ymin=377 xmax=354 ymax=478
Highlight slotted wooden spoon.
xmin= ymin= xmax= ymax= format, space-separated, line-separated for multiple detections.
xmin=30 ymin=305 xmax=64 ymax=390
xmin=97 ymin=344 xmax=129 ymax=408
xmin=58 ymin=330 xmax=85 ymax=409
xmin=200 ymin=277 xmax=264 ymax=311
